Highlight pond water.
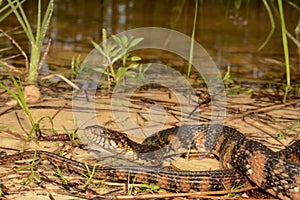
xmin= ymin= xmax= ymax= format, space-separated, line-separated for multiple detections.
xmin=0 ymin=0 xmax=299 ymax=82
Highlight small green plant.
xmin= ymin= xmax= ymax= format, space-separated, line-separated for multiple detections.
xmin=63 ymin=125 xmax=78 ymax=144
xmin=277 ymin=130 xmax=285 ymax=140
xmin=222 ymin=66 xmax=253 ymax=95
xmin=0 ymin=64 xmax=38 ymax=150
xmin=136 ymin=183 xmax=166 ymax=193
xmin=287 ymin=120 xmax=300 ymax=135
xmin=223 ymin=66 xmax=240 ymax=95
xmin=0 ymin=65 xmax=58 ymax=149
xmin=223 ymin=66 xmax=234 ymax=87
xmin=81 ymin=162 xmax=97 ymax=188
xmin=91 ymin=28 xmax=144 ymax=87
xmin=6 ymin=0 xmax=54 ymax=84
xmin=15 ymin=151 xmax=41 ymax=185
xmin=24 ymin=115 xmax=58 ymax=149
xmin=56 ymin=166 xmax=68 ymax=185
xmin=130 ymin=63 xmax=152 ymax=84
xmin=0 ymin=63 xmax=34 ymax=125
xmin=71 ymin=55 xmax=82 ymax=80
xmin=278 ymin=120 xmax=300 ymax=140
xmin=226 ymin=183 xmax=245 ymax=198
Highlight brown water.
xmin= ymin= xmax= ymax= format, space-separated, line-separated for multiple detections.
xmin=0 ymin=0 xmax=299 ymax=81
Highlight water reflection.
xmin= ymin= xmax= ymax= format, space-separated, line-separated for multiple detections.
xmin=0 ymin=0 xmax=299 ymax=80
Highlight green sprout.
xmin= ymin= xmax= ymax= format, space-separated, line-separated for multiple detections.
xmin=137 ymin=183 xmax=166 ymax=193
xmin=91 ymin=28 xmax=144 ymax=87
xmin=15 ymin=151 xmax=41 ymax=185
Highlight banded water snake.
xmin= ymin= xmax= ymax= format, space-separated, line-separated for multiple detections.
xmin=0 ymin=124 xmax=300 ymax=199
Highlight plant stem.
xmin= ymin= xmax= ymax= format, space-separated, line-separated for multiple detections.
xmin=259 ymin=0 xmax=275 ymax=51
xmin=28 ymin=45 xmax=40 ymax=83
xmin=7 ymin=0 xmax=53 ymax=84
xmin=187 ymin=0 xmax=198 ymax=79
xmin=277 ymin=0 xmax=291 ymax=103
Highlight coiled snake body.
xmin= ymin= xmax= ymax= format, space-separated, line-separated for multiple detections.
xmin=1 ymin=124 xmax=300 ymax=200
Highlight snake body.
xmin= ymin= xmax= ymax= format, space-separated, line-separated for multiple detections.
xmin=0 ymin=150 xmax=246 ymax=193
xmin=1 ymin=124 xmax=300 ymax=200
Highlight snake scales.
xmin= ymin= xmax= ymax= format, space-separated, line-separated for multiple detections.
xmin=0 ymin=124 xmax=300 ymax=200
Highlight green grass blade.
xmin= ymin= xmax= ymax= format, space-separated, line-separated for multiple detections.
xmin=34 ymin=0 xmax=53 ymax=69
xmin=0 ymin=82 xmax=24 ymax=109
xmin=7 ymin=0 xmax=34 ymax=42
xmin=39 ymin=0 xmax=54 ymax=41
xmin=36 ymin=0 xmax=41 ymax=45
xmin=16 ymin=0 xmax=34 ymax=42
xmin=36 ymin=116 xmax=58 ymax=135
xmin=0 ymin=0 xmax=25 ymax=22
xmin=277 ymin=0 xmax=291 ymax=103
xmin=288 ymin=1 xmax=300 ymax=11
xmin=36 ymin=0 xmax=54 ymax=46
xmin=23 ymin=123 xmax=40 ymax=150
xmin=187 ymin=0 xmax=198 ymax=79
xmin=56 ymin=167 xmax=68 ymax=185
xmin=0 ymin=61 xmax=34 ymax=124
xmin=258 ymin=0 xmax=275 ymax=51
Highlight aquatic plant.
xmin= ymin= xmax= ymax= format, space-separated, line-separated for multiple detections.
xmin=0 ymin=0 xmax=25 ymax=22
xmin=277 ymin=0 xmax=291 ymax=103
xmin=258 ymin=0 xmax=300 ymax=102
xmin=71 ymin=55 xmax=82 ymax=81
xmin=187 ymin=0 xmax=198 ymax=79
xmin=6 ymin=0 xmax=54 ymax=84
xmin=0 ymin=1 xmax=26 ymax=66
xmin=91 ymin=28 xmax=144 ymax=88
xmin=258 ymin=0 xmax=275 ymax=51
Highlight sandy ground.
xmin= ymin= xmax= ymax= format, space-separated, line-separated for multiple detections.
xmin=0 ymin=85 xmax=299 ymax=199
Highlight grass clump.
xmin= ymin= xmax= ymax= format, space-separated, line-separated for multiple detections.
xmin=6 ymin=0 xmax=54 ymax=84
xmin=0 ymin=64 xmax=58 ymax=149
xmin=15 ymin=151 xmax=42 ymax=185
xmin=81 ymin=163 xmax=97 ymax=188
xmin=258 ymin=0 xmax=298 ymax=102
xmin=0 ymin=63 xmax=33 ymax=123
